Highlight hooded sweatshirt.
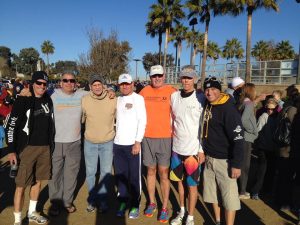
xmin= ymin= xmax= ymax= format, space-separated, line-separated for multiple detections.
xmin=202 ymin=93 xmax=245 ymax=169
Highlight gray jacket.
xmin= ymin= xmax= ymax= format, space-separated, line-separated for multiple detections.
xmin=241 ymin=99 xmax=258 ymax=143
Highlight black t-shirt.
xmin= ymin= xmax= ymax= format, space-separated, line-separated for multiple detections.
xmin=28 ymin=97 xmax=51 ymax=146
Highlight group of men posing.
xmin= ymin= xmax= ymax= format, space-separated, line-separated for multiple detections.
xmin=5 ymin=64 xmax=244 ymax=225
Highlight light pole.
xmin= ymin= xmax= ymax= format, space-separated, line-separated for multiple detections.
xmin=133 ymin=58 xmax=141 ymax=80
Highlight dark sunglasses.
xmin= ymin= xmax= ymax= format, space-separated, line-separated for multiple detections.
xmin=266 ymin=107 xmax=275 ymax=110
xmin=204 ymin=76 xmax=218 ymax=82
xmin=62 ymin=79 xmax=76 ymax=83
xmin=35 ymin=81 xmax=47 ymax=87
xmin=150 ymin=74 xmax=164 ymax=78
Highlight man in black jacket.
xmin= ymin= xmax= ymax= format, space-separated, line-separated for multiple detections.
xmin=201 ymin=77 xmax=244 ymax=225
xmin=5 ymin=71 xmax=55 ymax=225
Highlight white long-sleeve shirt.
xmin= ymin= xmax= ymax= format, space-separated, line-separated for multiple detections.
xmin=114 ymin=92 xmax=147 ymax=145
xmin=171 ymin=90 xmax=204 ymax=156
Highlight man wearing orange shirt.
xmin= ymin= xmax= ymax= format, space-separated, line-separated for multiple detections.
xmin=139 ymin=65 xmax=176 ymax=223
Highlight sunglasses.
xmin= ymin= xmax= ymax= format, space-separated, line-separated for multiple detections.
xmin=62 ymin=79 xmax=76 ymax=83
xmin=150 ymin=74 xmax=164 ymax=78
xmin=35 ymin=81 xmax=47 ymax=87
xmin=204 ymin=76 xmax=218 ymax=82
xmin=266 ymin=107 xmax=276 ymax=110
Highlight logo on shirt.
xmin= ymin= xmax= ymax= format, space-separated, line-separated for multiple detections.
xmin=233 ymin=125 xmax=242 ymax=133
xmin=234 ymin=134 xmax=244 ymax=141
xmin=125 ymin=103 xmax=133 ymax=109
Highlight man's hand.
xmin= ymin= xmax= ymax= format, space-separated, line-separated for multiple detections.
xmin=197 ymin=152 xmax=205 ymax=164
xmin=19 ymin=87 xmax=32 ymax=97
xmin=107 ymin=89 xmax=116 ymax=99
xmin=8 ymin=153 xmax=17 ymax=165
xmin=131 ymin=142 xmax=141 ymax=155
xmin=231 ymin=167 xmax=241 ymax=179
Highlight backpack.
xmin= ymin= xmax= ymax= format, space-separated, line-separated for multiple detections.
xmin=273 ymin=106 xmax=292 ymax=147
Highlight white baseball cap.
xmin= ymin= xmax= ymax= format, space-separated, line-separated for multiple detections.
xmin=118 ymin=74 xmax=133 ymax=84
xmin=150 ymin=65 xmax=164 ymax=76
xmin=231 ymin=77 xmax=245 ymax=88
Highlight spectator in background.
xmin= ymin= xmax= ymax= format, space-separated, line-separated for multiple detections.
xmin=272 ymin=90 xmax=284 ymax=110
xmin=12 ymin=78 xmax=24 ymax=99
xmin=237 ymin=83 xmax=258 ymax=200
xmin=251 ymin=98 xmax=279 ymax=200
xmin=231 ymin=77 xmax=245 ymax=103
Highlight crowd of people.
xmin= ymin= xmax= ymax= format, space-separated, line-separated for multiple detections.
xmin=1 ymin=65 xmax=300 ymax=225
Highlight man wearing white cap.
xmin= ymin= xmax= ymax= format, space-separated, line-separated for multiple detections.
xmin=231 ymin=77 xmax=245 ymax=103
xmin=139 ymin=65 xmax=176 ymax=223
xmin=114 ymin=74 xmax=146 ymax=219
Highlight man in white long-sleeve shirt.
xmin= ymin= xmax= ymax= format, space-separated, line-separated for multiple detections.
xmin=169 ymin=66 xmax=205 ymax=225
xmin=113 ymin=74 xmax=147 ymax=219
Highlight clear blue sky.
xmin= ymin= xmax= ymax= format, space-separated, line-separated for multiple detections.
xmin=1 ymin=0 xmax=299 ymax=79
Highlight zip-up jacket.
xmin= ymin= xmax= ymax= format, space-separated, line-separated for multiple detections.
xmin=4 ymin=92 xmax=55 ymax=154
xmin=202 ymin=93 xmax=245 ymax=168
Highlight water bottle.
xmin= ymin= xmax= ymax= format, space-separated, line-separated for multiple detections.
xmin=9 ymin=164 xmax=18 ymax=178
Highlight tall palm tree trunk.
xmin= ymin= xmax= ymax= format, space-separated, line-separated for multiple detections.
xmin=201 ymin=21 xmax=209 ymax=84
xmin=163 ymin=28 xmax=169 ymax=69
xmin=159 ymin=32 xmax=162 ymax=64
xmin=178 ymin=42 xmax=182 ymax=70
xmin=46 ymin=53 xmax=50 ymax=74
xmin=175 ymin=43 xmax=178 ymax=75
xmin=246 ymin=11 xmax=252 ymax=83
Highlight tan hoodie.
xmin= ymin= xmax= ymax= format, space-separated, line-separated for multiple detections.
xmin=82 ymin=91 xmax=117 ymax=143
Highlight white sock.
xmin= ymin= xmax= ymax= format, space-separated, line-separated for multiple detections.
xmin=187 ymin=215 xmax=194 ymax=221
xmin=179 ymin=207 xmax=185 ymax=217
xmin=28 ymin=200 xmax=37 ymax=215
xmin=14 ymin=212 xmax=22 ymax=223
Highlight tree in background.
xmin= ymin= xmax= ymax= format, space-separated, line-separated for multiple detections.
xmin=274 ymin=40 xmax=295 ymax=60
xmin=251 ymin=40 xmax=274 ymax=61
xmin=0 ymin=46 xmax=13 ymax=78
xmin=148 ymin=0 xmax=185 ymax=69
xmin=169 ymin=23 xmax=187 ymax=71
xmin=222 ymin=38 xmax=244 ymax=62
xmin=12 ymin=48 xmax=40 ymax=76
xmin=79 ymin=28 xmax=131 ymax=81
xmin=53 ymin=60 xmax=78 ymax=74
xmin=186 ymin=0 xmax=219 ymax=84
xmin=207 ymin=41 xmax=221 ymax=65
xmin=220 ymin=0 xmax=279 ymax=82
xmin=146 ymin=18 xmax=164 ymax=64
xmin=142 ymin=52 xmax=174 ymax=75
xmin=41 ymin=40 xmax=55 ymax=75
xmin=185 ymin=30 xmax=203 ymax=66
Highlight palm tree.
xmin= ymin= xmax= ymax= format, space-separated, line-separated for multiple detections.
xmin=220 ymin=0 xmax=279 ymax=82
xmin=251 ymin=40 xmax=272 ymax=61
xmin=146 ymin=20 xmax=164 ymax=64
xmin=274 ymin=40 xmax=295 ymax=60
xmin=41 ymin=40 xmax=55 ymax=74
xmin=186 ymin=0 xmax=218 ymax=84
xmin=148 ymin=0 xmax=185 ymax=69
xmin=169 ymin=23 xmax=187 ymax=71
xmin=185 ymin=30 xmax=201 ymax=66
xmin=222 ymin=38 xmax=244 ymax=62
xmin=207 ymin=41 xmax=221 ymax=71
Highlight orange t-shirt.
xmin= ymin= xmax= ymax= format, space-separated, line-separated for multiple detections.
xmin=139 ymin=85 xmax=176 ymax=138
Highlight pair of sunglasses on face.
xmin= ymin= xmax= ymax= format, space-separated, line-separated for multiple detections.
xmin=62 ymin=79 xmax=76 ymax=83
xmin=150 ymin=74 xmax=164 ymax=78
xmin=35 ymin=81 xmax=47 ymax=87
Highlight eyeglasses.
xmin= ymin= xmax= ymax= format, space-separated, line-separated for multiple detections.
xmin=35 ymin=81 xmax=47 ymax=87
xmin=150 ymin=74 xmax=164 ymax=78
xmin=62 ymin=79 xmax=76 ymax=83
xmin=266 ymin=107 xmax=276 ymax=110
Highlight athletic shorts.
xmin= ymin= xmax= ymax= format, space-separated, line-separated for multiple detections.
xmin=170 ymin=151 xmax=200 ymax=186
xmin=15 ymin=145 xmax=51 ymax=187
xmin=203 ymin=156 xmax=240 ymax=211
xmin=142 ymin=137 xmax=172 ymax=167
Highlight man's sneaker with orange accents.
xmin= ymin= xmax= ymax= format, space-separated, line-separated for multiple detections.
xmin=158 ymin=208 xmax=169 ymax=223
xmin=144 ymin=203 xmax=157 ymax=217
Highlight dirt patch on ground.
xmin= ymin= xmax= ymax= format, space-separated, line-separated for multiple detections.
xmin=0 ymin=157 xmax=298 ymax=225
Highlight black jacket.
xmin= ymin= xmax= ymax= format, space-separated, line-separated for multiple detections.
xmin=4 ymin=92 xmax=55 ymax=154
xmin=202 ymin=93 xmax=245 ymax=169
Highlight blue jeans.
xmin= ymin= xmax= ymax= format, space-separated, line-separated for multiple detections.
xmin=84 ymin=139 xmax=113 ymax=206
